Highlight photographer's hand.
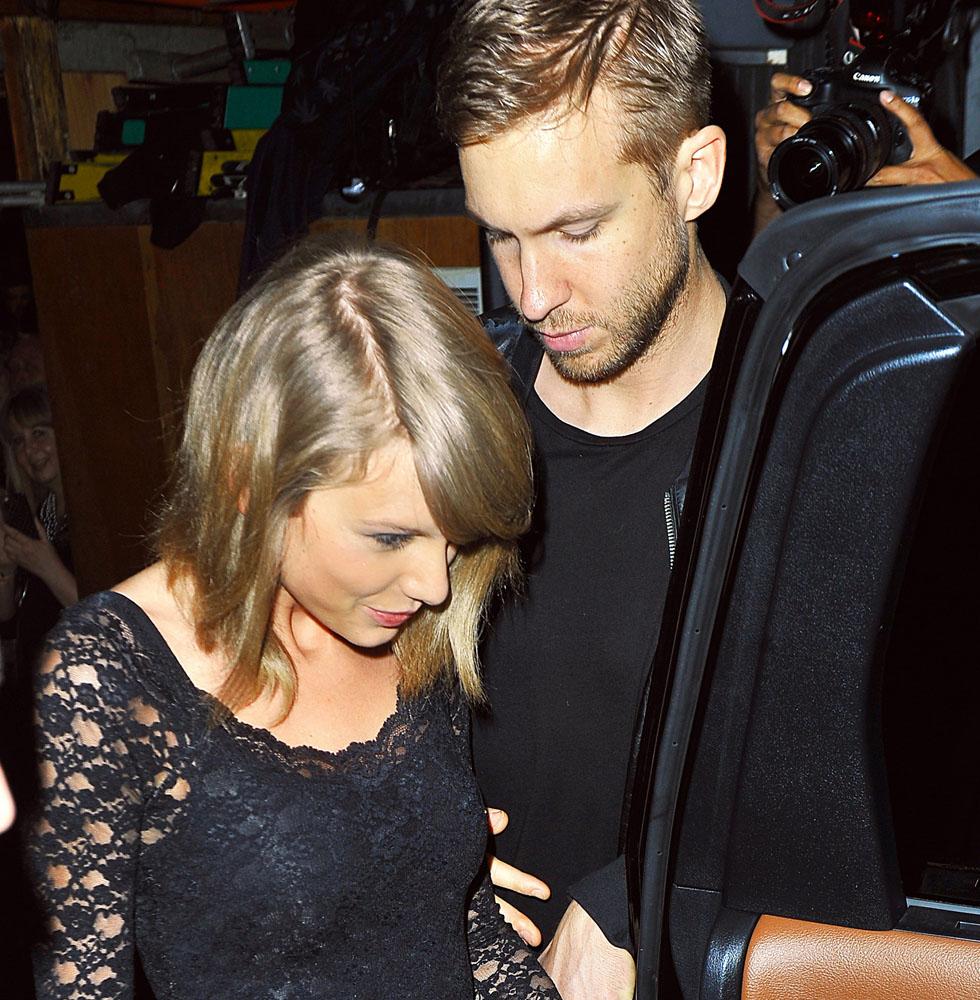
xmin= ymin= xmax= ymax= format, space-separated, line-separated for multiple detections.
xmin=867 ymin=91 xmax=978 ymax=187
xmin=753 ymin=73 xmax=813 ymax=233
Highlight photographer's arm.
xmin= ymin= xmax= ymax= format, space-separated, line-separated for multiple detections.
xmin=753 ymin=72 xmax=814 ymax=235
xmin=866 ymin=91 xmax=978 ymax=187
xmin=753 ymin=74 xmax=978 ymax=236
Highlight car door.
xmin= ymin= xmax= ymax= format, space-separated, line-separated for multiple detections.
xmin=625 ymin=180 xmax=980 ymax=999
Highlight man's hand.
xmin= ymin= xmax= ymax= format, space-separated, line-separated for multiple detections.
xmin=486 ymin=808 xmax=551 ymax=947
xmin=867 ymin=90 xmax=978 ymax=187
xmin=538 ymin=900 xmax=635 ymax=1000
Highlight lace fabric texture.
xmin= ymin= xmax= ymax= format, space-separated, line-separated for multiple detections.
xmin=29 ymin=592 xmax=557 ymax=999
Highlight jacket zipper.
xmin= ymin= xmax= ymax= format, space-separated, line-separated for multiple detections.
xmin=664 ymin=489 xmax=678 ymax=571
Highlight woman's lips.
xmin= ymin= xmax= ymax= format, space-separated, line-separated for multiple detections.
xmin=365 ymin=607 xmax=416 ymax=628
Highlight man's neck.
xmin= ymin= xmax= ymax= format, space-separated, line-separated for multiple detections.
xmin=533 ymin=252 xmax=726 ymax=437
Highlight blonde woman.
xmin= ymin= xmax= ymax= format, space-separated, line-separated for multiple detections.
xmin=28 ymin=234 xmax=558 ymax=999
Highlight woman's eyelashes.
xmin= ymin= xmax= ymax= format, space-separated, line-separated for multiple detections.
xmin=371 ymin=532 xmax=413 ymax=551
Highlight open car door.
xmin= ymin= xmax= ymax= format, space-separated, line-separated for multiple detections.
xmin=626 ymin=180 xmax=980 ymax=1000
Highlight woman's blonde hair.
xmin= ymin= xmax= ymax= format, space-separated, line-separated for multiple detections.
xmin=2 ymin=384 xmax=55 ymax=506
xmin=157 ymin=233 xmax=532 ymax=717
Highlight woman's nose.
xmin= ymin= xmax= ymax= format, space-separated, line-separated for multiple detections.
xmin=402 ymin=544 xmax=452 ymax=608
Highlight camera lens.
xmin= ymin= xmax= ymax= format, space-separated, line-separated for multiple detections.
xmin=772 ymin=145 xmax=834 ymax=206
xmin=768 ymin=101 xmax=894 ymax=209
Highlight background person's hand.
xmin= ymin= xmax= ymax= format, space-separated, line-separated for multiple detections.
xmin=538 ymin=900 xmax=635 ymax=1000
xmin=0 ymin=523 xmax=17 ymax=578
xmin=867 ymin=90 xmax=978 ymax=187
xmin=2 ymin=518 xmax=58 ymax=581
xmin=486 ymin=807 xmax=550 ymax=946
xmin=1 ymin=518 xmax=77 ymax=607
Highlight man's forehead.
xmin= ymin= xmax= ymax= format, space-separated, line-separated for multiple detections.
xmin=460 ymin=115 xmax=646 ymax=233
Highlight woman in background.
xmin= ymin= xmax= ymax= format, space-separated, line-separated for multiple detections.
xmin=28 ymin=233 xmax=557 ymax=999
xmin=0 ymin=385 xmax=76 ymax=682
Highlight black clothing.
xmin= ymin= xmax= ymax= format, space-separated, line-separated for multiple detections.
xmin=240 ymin=2 xmax=457 ymax=288
xmin=477 ymin=312 xmax=705 ymax=946
xmin=29 ymin=592 xmax=557 ymax=1000
xmin=0 ymin=492 xmax=71 ymax=684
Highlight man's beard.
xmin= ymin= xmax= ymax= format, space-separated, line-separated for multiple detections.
xmin=527 ymin=216 xmax=692 ymax=385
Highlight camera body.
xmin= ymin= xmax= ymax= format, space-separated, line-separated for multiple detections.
xmin=768 ymin=49 xmax=930 ymax=209
xmin=791 ymin=53 xmax=927 ymax=160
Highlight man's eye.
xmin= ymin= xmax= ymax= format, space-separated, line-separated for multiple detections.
xmin=372 ymin=533 xmax=411 ymax=550
xmin=561 ymin=227 xmax=600 ymax=244
xmin=483 ymin=229 xmax=512 ymax=246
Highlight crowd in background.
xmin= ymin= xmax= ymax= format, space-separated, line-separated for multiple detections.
xmin=0 ymin=276 xmax=75 ymax=694
xmin=0 ymin=271 xmax=77 ymax=997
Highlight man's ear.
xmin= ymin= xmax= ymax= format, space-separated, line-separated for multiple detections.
xmin=673 ymin=125 xmax=726 ymax=222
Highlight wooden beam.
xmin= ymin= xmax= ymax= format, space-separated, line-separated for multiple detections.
xmin=0 ymin=2 xmax=222 ymax=25
xmin=0 ymin=15 xmax=69 ymax=180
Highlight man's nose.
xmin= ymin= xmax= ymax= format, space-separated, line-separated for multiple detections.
xmin=518 ymin=249 xmax=570 ymax=324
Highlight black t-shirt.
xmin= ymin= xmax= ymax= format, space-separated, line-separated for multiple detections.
xmin=473 ymin=369 xmax=706 ymax=944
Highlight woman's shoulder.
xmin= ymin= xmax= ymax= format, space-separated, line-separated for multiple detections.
xmin=44 ymin=579 xmax=186 ymax=711
xmin=51 ymin=589 xmax=150 ymax=654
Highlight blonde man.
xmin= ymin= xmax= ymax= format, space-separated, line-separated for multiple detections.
xmin=438 ymin=2 xmax=729 ymax=997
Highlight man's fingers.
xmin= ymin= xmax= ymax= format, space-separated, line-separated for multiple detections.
xmin=485 ymin=804 xmax=550 ymax=947
xmin=489 ymin=854 xmax=551 ymax=899
xmin=538 ymin=901 xmax=636 ymax=1000
xmin=486 ymin=807 xmax=508 ymax=836
xmin=494 ymin=895 xmax=543 ymax=948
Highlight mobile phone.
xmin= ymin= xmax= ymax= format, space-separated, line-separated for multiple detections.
xmin=2 ymin=493 xmax=38 ymax=538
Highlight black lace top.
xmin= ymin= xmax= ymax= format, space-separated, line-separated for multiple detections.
xmin=29 ymin=592 xmax=558 ymax=999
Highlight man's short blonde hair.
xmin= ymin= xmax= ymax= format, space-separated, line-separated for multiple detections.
xmin=437 ymin=0 xmax=711 ymax=186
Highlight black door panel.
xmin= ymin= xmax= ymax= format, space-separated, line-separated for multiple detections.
xmin=627 ymin=182 xmax=980 ymax=999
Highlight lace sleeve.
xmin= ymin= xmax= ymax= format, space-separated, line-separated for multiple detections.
xmin=445 ymin=685 xmax=559 ymax=998
xmin=467 ymin=867 xmax=559 ymax=998
xmin=29 ymin=614 xmax=176 ymax=1000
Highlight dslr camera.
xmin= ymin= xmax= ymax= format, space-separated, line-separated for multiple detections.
xmin=767 ymin=49 xmax=928 ymax=209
